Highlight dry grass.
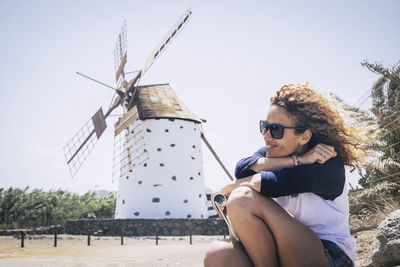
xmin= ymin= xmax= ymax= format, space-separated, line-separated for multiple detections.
xmin=349 ymin=181 xmax=400 ymax=229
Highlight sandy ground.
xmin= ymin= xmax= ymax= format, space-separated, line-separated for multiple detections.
xmin=0 ymin=234 xmax=224 ymax=266
xmin=0 ymin=231 xmax=377 ymax=266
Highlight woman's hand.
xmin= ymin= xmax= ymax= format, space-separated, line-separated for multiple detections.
xmin=298 ymin=143 xmax=337 ymax=164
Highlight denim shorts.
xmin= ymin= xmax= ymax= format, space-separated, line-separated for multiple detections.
xmin=321 ymin=239 xmax=353 ymax=267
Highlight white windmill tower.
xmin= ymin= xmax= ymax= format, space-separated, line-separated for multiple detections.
xmin=63 ymin=9 xmax=233 ymax=219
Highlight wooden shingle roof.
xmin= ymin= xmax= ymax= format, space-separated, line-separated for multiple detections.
xmin=133 ymin=84 xmax=201 ymax=123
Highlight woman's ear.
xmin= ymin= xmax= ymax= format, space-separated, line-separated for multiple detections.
xmin=300 ymin=129 xmax=312 ymax=145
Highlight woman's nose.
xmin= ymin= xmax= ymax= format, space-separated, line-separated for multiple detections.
xmin=264 ymin=129 xmax=273 ymax=140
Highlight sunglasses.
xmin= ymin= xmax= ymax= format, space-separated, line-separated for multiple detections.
xmin=259 ymin=120 xmax=306 ymax=139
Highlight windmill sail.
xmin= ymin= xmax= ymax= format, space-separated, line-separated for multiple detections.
xmin=137 ymin=9 xmax=192 ymax=82
xmin=112 ymin=111 xmax=149 ymax=182
xmin=64 ymin=107 xmax=107 ymax=177
xmin=114 ymin=20 xmax=127 ymax=84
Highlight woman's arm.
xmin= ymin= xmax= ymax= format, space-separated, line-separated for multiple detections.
xmin=236 ymin=144 xmax=337 ymax=177
xmin=225 ymin=144 xmax=338 ymax=198
xmin=222 ymin=173 xmax=262 ymax=196
xmin=224 ymin=156 xmax=345 ymax=201
xmin=249 ymin=157 xmax=295 ymax=172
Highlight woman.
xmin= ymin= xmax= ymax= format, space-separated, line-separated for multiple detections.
xmin=204 ymin=84 xmax=364 ymax=267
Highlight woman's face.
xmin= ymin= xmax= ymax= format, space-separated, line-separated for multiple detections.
xmin=264 ymin=105 xmax=308 ymax=158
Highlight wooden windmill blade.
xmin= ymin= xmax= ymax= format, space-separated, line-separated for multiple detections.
xmin=63 ymin=100 xmax=120 ymax=177
xmin=142 ymin=8 xmax=192 ymax=75
xmin=124 ymin=8 xmax=192 ymax=110
xmin=114 ymin=20 xmax=128 ymax=84
xmin=63 ymin=108 xmax=106 ymax=177
xmin=128 ymin=8 xmax=192 ymax=89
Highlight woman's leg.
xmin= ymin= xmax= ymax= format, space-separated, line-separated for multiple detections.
xmin=227 ymin=186 xmax=330 ymax=267
xmin=204 ymin=238 xmax=254 ymax=267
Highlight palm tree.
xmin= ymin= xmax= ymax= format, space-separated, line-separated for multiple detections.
xmin=360 ymin=61 xmax=400 ymax=187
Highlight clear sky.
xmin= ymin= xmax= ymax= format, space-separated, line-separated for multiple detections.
xmin=0 ymin=0 xmax=399 ymax=194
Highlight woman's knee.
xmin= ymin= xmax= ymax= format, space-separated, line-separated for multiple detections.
xmin=204 ymin=240 xmax=253 ymax=267
xmin=227 ymin=186 xmax=256 ymax=214
xmin=204 ymin=240 xmax=233 ymax=267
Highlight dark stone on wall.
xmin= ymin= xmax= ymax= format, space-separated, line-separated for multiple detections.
xmin=64 ymin=218 xmax=229 ymax=236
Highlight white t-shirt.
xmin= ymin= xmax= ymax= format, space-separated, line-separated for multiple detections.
xmin=273 ymin=181 xmax=356 ymax=263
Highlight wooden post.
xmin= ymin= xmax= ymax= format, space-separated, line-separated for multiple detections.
xmin=121 ymin=230 xmax=124 ymax=245
xmin=87 ymin=233 xmax=91 ymax=246
xmin=156 ymin=224 xmax=159 ymax=246
xmin=156 ymin=232 xmax=159 ymax=245
xmin=189 ymin=223 xmax=193 ymax=245
xmin=20 ymin=231 xmax=24 ymax=248
xmin=54 ymin=231 xmax=57 ymax=247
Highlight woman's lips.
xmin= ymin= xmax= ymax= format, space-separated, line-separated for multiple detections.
xmin=266 ymin=144 xmax=277 ymax=150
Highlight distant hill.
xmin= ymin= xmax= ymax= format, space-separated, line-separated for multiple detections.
xmin=94 ymin=189 xmax=117 ymax=198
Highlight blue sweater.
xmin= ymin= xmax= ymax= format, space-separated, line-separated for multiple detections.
xmin=235 ymin=146 xmax=345 ymax=201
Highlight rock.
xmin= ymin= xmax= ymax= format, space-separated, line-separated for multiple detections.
xmin=94 ymin=230 xmax=103 ymax=236
xmin=372 ymin=209 xmax=400 ymax=266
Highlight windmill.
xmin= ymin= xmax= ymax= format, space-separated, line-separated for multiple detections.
xmin=64 ymin=9 xmax=233 ymax=219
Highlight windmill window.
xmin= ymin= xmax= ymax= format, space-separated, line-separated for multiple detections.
xmin=183 ymin=199 xmax=188 ymax=203
xmin=157 ymin=148 xmax=162 ymax=152
xmin=160 ymin=163 xmax=165 ymax=167
xmin=192 ymin=145 xmax=196 ymax=148
xmin=131 ymin=130 xmax=134 ymax=134
xmin=171 ymin=176 xmax=177 ymax=181
xmin=134 ymin=212 xmax=140 ymax=216
xmin=146 ymin=128 xmax=152 ymax=132
xmin=144 ymin=163 xmax=147 ymax=167
xmin=191 ymin=156 xmax=195 ymax=160
xmin=165 ymin=129 xmax=169 ymax=132
xmin=198 ymin=172 xmax=201 ymax=176
xmin=153 ymin=184 xmax=162 ymax=187
xmin=201 ymin=214 xmax=204 ymax=218
xmin=208 ymin=206 xmax=214 ymax=210
xmin=170 ymin=144 xmax=175 ymax=147
xmin=152 ymin=197 xmax=160 ymax=203
xmin=199 ymin=194 xmax=202 ymax=198
xmin=194 ymin=128 xmax=196 ymax=131
xmin=190 ymin=177 xmax=194 ymax=180
xmin=180 ymin=126 xmax=183 ymax=129
xmin=165 ymin=211 xmax=171 ymax=216
xmin=138 ymin=181 xmax=142 ymax=184
xmin=187 ymin=214 xmax=191 ymax=219
xmin=122 ymin=199 xmax=125 ymax=204
xmin=126 ymin=176 xmax=129 ymax=179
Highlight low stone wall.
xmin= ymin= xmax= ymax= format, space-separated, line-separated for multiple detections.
xmin=0 ymin=225 xmax=64 ymax=236
xmin=65 ymin=218 xmax=229 ymax=236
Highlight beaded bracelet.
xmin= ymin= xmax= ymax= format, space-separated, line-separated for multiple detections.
xmin=292 ymin=154 xmax=301 ymax=167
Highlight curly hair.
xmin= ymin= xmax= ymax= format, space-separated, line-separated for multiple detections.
xmin=270 ymin=83 xmax=365 ymax=166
